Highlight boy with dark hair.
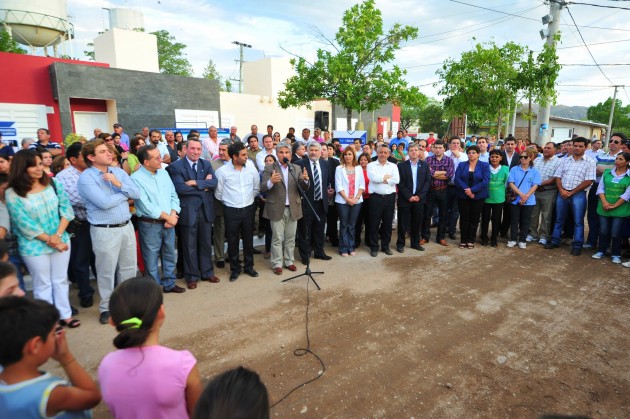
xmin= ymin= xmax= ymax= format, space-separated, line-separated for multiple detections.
xmin=0 ymin=261 xmax=23 ymax=297
xmin=0 ymin=297 xmax=101 ymax=416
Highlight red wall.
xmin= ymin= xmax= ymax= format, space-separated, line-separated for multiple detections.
xmin=0 ymin=52 xmax=108 ymax=143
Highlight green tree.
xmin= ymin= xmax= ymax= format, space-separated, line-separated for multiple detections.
xmin=587 ymin=97 xmax=630 ymax=132
xmin=438 ymin=41 xmax=526 ymax=135
xmin=417 ymin=101 xmax=446 ymax=134
xmin=278 ymin=0 xmax=418 ymax=130
xmin=202 ymin=59 xmax=232 ymax=92
xmin=399 ymin=87 xmax=428 ymax=130
xmin=150 ymin=30 xmax=193 ymax=76
xmin=0 ymin=30 xmax=26 ymax=54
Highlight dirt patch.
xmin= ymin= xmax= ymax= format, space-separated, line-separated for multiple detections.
xmin=54 ymin=241 xmax=630 ymax=418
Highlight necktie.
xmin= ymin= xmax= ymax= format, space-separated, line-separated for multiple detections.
xmin=192 ymin=162 xmax=197 ymax=175
xmin=313 ymin=163 xmax=322 ymax=201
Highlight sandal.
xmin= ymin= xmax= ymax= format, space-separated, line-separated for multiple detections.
xmin=467 ymin=243 xmax=475 ymax=249
xmin=59 ymin=319 xmax=81 ymax=328
xmin=459 ymin=243 xmax=466 ymax=249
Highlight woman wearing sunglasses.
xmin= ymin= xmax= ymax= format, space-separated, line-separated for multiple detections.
xmin=506 ymin=148 xmax=541 ymax=249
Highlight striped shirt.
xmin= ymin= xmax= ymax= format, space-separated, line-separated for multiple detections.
xmin=55 ymin=166 xmax=88 ymax=221
xmin=553 ymin=154 xmax=596 ymax=191
xmin=533 ymin=155 xmax=561 ymax=187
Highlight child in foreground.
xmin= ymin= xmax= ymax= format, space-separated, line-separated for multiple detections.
xmin=0 ymin=261 xmax=24 ymax=297
xmin=0 ymin=297 xmax=101 ymax=418
xmin=98 ymin=277 xmax=202 ymax=419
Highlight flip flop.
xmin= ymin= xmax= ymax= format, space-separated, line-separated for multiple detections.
xmin=59 ymin=319 xmax=81 ymax=328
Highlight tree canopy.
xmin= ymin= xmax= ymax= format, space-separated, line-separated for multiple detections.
xmin=0 ymin=30 xmax=26 ymax=54
xmin=587 ymin=97 xmax=630 ymax=134
xmin=277 ymin=0 xmax=418 ymax=130
xmin=202 ymin=59 xmax=233 ymax=92
xmin=151 ymin=30 xmax=193 ymax=76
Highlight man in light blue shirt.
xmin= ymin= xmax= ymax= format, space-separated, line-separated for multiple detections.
xmin=131 ymin=144 xmax=184 ymax=293
xmin=148 ymin=129 xmax=172 ymax=164
xmin=77 ymin=139 xmax=140 ymax=324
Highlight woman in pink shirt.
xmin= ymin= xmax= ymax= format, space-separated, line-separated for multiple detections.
xmin=98 ymin=278 xmax=202 ymax=419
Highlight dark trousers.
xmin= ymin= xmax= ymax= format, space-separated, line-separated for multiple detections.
xmin=298 ymin=200 xmax=327 ymax=260
xmin=68 ymin=220 xmax=95 ymax=300
xmin=397 ymin=200 xmax=425 ymax=248
xmin=423 ymin=188 xmax=448 ymax=242
xmin=586 ymin=183 xmax=600 ymax=246
xmin=510 ymin=204 xmax=535 ymax=243
xmin=224 ymin=203 xmax=255 ymax=273
xmin=369 ymin=193 xmax=396 ymax=251
xmin=447 ymin=185 xmax=460 ymax=236
xmin=480 ymin=202 xmax=503 ymax=243
xmin=326 ymin=202 xmax=339 ymax=246
xmin=181 ymin=209 xmax=214 ymax=282
xmin=458 ymin=198 xmax=484 ymax=244
xmin=355 ymin=197 xmax=370 ymax=247
xmin=500 ymin=201 xmax=512 ymax=237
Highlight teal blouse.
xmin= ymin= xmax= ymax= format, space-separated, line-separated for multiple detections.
xmin=5 ymin=181 xmax=75 ymax=257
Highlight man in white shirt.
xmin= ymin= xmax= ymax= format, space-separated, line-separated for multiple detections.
xmin=444 ymin=136 xmax=467 ymax=240
xmin=476 ymin=137 xmax=490 ymax=163
xmin=148 ymin=130 xmax=171 ymax=163
xmin=215 ymin=141 xmax=260 ymax=281
xmin=255 ymin=134 xmax=276 ymax=173
xmin=367 ymin=144 xmax=400 ymax=257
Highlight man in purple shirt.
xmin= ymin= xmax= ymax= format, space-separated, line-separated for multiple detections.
xmin=421 ymin=140 xmax=454 ymax=246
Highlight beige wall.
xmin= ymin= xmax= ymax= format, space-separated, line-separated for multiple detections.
xmin=94 ymin=28 xmax=159 ymax=73
xmin=243 ymin=57 xmax=294 ymax=98
xmin=219 ymin=92 xmax=331 ymax=134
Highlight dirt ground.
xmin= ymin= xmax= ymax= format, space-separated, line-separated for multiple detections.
xmin=52 ymin=237 xmax=630 ymax=418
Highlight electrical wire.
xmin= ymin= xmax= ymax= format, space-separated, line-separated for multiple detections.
xmin=565 ymin=6 xmax=616 ymax=85
xmin=269 ymin=276 xmax=326 ymax=409
xmin=566 ymin=1 xmax=630 ymax=11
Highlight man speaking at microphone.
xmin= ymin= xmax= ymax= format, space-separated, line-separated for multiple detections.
xmin=261 ymin=143 xmax=310 ymax=275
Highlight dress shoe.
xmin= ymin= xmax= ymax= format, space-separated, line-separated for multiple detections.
xmin=253 ymin=248 xmax=262 ymax=254
xmin=99 ymin=311 xmax=110 ymax=325
xmin=438 ymin=239 xmax=449 ymax=247
xmin=187 ymin=282 xmax=198 ymax=289
xmin=202 ymin=276 xmax=220 ymax=283
xmin=370 ymin=250 xmax=378 ymax=257
xmin=480 ymin=239 xmax=488 ymax=247
xmin=570 ymin=248 xmax=582 ymax=256
xmin=544 ymin=243 xmax=559 ymax=250
xmin=244 ymin=269 xmax=259 ymax=277
xmin=301 ymin=258 xmax=308 ymax=265
xmin=164 ymin=284 xmax=186 ymax=293
xmin=229 ymin=272 xmax=240 ymax=282
xmin=448 ymin=234 xmax=456 ymax=240
xmin=176 ymin=272 xmax=184 ymax=279
xmin=71 ymin=306 xmax=79 ymax=316
xmin=314 ymin=254 xmax=332 ymax=260
xmin=273 ymin=267 xmax=283 ymax=275
xmin=382 ymin=248 xmax=393 ymax=255
xmin=411 ymin=245 xmax=425 ymax=251
xmin=216 ymin=261 xmax=225 ymax=269
xmin=286 ymin=265 xmax=297 ymax=272
xmin=80 ymin=296 xmax=93 ymax=308
xmin=419 ymin=239 xmax=428 ymax=245
xmin=396 ymin=246 xmax=404 ymax=254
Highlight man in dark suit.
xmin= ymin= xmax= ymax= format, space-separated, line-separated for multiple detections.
xmin=499 ymin=136 xmax=520 ymax=237
xmin=296 ymin=141 xmax=332 ymax=264
xmin=166 ymin=138 xmax=219 ymax=289
xmin=396 ymin=143 xmax=431 ymax=252
xmin=261 ymin=143 xmax=309 ymax=275
xmin=324 ymin=143 xmax=340 ymax=247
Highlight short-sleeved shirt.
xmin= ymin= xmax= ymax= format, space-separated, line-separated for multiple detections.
xmin=508 ymin=166 xmax=542 ymax=206
xmin=553 ymin=155 xmax=596 ymax=191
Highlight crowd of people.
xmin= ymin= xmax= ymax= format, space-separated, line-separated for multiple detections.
xmin=0 ymin=122 xmax=628 ymax=417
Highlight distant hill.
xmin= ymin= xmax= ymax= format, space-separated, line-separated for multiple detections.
xmin=519 ymin=104 xmax=589 ymax=121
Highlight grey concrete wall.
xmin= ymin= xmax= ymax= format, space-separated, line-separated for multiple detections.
xmin=50 ymin=63 xmax=220 ymax=137
xmin=331 ymin=103 xmax=394 ymax=132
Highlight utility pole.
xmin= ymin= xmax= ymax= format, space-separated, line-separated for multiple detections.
xmin=231 ymin=41 xmax=252 ymax=94
xmin=605 ymin=85 xmax=618 ymax=148
xmin=535 ymin=0 xmax=563 ymax=145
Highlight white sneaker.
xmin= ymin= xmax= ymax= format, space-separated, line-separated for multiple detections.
xmin=622 ymin=261 xmax=630 ymax=268
xmin=507 ymin=241 xmax=517 ymax=248
xmin=518 ymin=242 xmax=527 ymax=249
xmin=592 ymin=252 xmax=604 ymax=259
xmin=526 ymin=235 xmax=535 ymax=242
xmin=583 ymin=243 xmax=593 ymax=249
xmin=538 ymin=238 xmax=547 ymax=245
xmin=612 ymin=256 xmax=622 ymax=264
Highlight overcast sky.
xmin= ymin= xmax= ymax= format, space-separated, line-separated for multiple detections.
xmin=65 ymin=0 xmax=630 ymax=108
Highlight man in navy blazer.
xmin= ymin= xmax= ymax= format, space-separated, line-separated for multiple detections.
xmin=166 ymin=138 xmax=219 ymax=288
xmin=396 ymin=143 xmax=431 ymax=252
xmin=499 ymin=136 xmax=520 ymax=237
xmin=296 ymin=141 xmax=332 ymax=263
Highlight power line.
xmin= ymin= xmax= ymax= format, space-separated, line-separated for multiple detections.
xmin=565 ymin=6 xmax=616 ymax=85
xmin=561 ymin=63 xmax=630 ymax=66
xmin=566 ymin=1 xmax=630 ymax=11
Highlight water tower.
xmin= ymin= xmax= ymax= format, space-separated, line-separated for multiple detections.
xmin=0 ymin=0 xmax=73 ymax=56
xmin=108 ymin=8 xmax=144 ymax=31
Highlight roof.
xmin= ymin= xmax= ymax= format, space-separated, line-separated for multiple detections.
xmin=547 ymin=115 xmax=608 ymax=128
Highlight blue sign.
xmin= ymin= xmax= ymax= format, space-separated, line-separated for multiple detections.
xmin=332 ymin=130 xmax=367 ymax=147
xmin=156 ymin=128 xmax=230 ymax=139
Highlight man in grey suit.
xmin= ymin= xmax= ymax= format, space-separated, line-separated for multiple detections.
xmin=261 ymin=143 xmax=309 ymax=275
xmin=167 ymin=138 xmax=220 ymax=288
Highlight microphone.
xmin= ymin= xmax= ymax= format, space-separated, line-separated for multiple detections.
xmin=282 ymin=157 xmax=290 ymax=164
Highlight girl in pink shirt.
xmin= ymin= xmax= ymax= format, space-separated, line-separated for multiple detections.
xmin=98 ymin=278 xmax=202 ymax=419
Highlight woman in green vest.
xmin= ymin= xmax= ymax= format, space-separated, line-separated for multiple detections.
xmin=479 ymin=149 xmax=509 ymax=247
xmin=592 ymin=152 xmax=630 ymax=264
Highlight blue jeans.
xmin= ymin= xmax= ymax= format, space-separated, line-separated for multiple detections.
xmin=597 ymin=215 xmax=625 ymax=256
xmin=337 ymin=202 xmax=362 ymax=253
xmin=9 ymin=254 xmax=26 ymax=292
xmin=138 ymin=221 xmax=176 ymax=290
xmin=551 ymin=191 xmax=587 ymax=248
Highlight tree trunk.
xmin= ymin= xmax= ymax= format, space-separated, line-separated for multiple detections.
xmin=505 ymin=103 xmax=511 ymax=138
xmin=528 ymin=96 xmax=532 ymax=141
xmin=346 ymin=108 xmax=352 ymax=131
xmin=497 ymin=110 xmax=502 ymax=139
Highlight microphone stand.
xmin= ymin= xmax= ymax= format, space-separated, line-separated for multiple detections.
xmin=282 ymin=159 xmax=323 ymax=290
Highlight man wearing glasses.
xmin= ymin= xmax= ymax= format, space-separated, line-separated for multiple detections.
xmin=584 ymin=132 xmax=625 ymax=249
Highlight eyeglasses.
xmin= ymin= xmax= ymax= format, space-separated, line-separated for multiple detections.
xmin=105 ymin=138 xmax=113 ymax=141
xmin=611 ymin=140 xmax=621 ymax=144
xmin=520 ymin=155 xmax=529 ymax=159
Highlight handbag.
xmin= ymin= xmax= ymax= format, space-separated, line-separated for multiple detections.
xmin=506 ymin=171 xmax=529 ymax=202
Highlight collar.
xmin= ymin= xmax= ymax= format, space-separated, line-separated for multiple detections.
xmin=186 ymin=156 xmax=199 ymax=167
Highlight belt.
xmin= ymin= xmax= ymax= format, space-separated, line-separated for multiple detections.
xmin=538 ymin=185 xmax=557 ymax=192
xmin=139 ymin=217 xmax=165 ymax=224
xmin=93 ymin=221 xmax=129 ymax=228
xmin=431 ymin=185 xmax=447 ymax=191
